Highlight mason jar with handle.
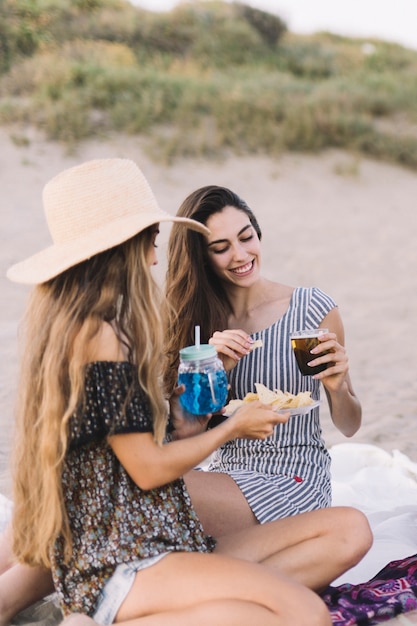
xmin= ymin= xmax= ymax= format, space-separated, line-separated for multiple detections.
xmin=178 ymin=344 xmax=228 ymax=415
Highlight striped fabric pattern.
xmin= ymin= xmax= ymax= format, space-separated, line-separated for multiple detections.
xmin=208 ymin=286 xmax=337 ymax=521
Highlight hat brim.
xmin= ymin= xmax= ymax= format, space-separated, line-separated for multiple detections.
xmin=7 ymin=211 xmax=209 ymax=285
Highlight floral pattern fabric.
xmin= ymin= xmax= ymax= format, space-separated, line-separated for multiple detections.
xmin=322 ymin=554 xmax=417 ymax=625
xmin=51 ymin=361 xmax=215 ymax=617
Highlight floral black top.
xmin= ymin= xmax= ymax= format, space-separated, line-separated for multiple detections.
xmin=50 ymin=361 xmax=216 ymax=617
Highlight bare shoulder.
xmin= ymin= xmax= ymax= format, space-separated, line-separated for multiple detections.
xmin=262 ymin=280 xmax=294 ymax=312
xmin=322 ymin=305 xmax=343 ymax=327
xmin=83 ymin=321 xmax=127 ymax=362
xmin=267 ymin=280 xmax=294 ymax=299
xmin=321 ymin=306 xmax=345 ymax=342
xmin=239 ymin=281 xmax=295 ymax=333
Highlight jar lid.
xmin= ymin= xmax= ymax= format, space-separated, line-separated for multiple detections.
xmin=179 ymin=344 xmax=217 ymax=361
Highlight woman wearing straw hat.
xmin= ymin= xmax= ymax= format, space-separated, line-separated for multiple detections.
xmin=0 ymin=159 xmax=371 ymax=626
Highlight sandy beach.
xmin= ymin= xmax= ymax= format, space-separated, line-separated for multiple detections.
xmin=1 ymin=126 xmax=417 ymax=499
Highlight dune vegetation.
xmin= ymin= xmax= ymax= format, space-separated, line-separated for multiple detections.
xmin=1 ymin=0 xmax=417 ymax=167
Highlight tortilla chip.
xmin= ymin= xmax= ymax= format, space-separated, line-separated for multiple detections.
xmin=243 ymin=392 xmax=259 ymax=402
xmin=223 ymin=399 xmax=244 ymax=414
xmin=253 ymin=384 xmax=314 ymax=408
xmin=249 ymin=339 xmax=263 ymax=351
xmin=254 ymin=383 xmax=280 ymax=405
xmin=224 ymin=384 xmax=314 ymax=414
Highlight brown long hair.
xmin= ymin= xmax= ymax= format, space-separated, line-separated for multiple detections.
xmin=12 ymin=228 xmax=167 ymax=568
xmin=164 ymin=185 xmax=262 ymax=393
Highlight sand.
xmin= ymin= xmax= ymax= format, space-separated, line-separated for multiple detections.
xmin=0 ymin=128 xmax=417 ymax=626
xmin=1 ymin=127 xmax=417 ymax=622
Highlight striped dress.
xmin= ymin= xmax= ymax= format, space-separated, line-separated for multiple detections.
xmin=207 ymin=286 xmax=337 ymax=522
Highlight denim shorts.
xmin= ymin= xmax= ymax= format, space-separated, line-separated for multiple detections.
xmin=93 ymin=553 xmax=169 ymax=625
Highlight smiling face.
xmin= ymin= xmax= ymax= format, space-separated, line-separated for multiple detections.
xmin=205 ymin=205 xmax=261 ymax=287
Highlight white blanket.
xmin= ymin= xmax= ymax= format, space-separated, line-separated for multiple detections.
xmin=330 ymin=443 xmax=417 ymax=585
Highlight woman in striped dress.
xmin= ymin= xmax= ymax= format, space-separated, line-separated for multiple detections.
xmin=165 ymin=185 xmax=362 ymax=537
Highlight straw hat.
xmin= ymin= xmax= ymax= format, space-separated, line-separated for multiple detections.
xmin=7 ymin=158 xmax=210 ymax=285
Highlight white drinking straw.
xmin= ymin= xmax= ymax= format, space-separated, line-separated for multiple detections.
xmin=195 ymin=325 xmax=200 ymax=349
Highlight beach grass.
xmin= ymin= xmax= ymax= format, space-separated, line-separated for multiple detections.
xmin=1 ymin=0 xmax=417 ymax=166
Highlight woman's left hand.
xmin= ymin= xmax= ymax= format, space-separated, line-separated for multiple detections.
xmin=308 ymin=331 xmax=349 ymax=392
xmin=307 ymin=307 xmax=361 ymax=437
xmin=168 ymin=385 xmax=212 ymax=440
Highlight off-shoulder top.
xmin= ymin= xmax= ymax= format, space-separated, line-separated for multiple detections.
xmin=51 ymin=361 xmax=215 ymax=617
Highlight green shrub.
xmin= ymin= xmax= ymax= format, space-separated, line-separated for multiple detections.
xmin=0 ymin=0 xmax=54 ymax=71
xmin=0 ymin=0 xmax=416 ymax=169
xmin=235 ymin=2 xmax=287 ymax=46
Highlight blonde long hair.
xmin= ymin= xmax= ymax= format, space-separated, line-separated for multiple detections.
xmin=12 ymin=228 xmax=167 ymax=568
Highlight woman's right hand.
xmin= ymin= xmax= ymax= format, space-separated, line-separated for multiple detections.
xmin=227 ymin=401 xmax=290 ymax=440
xmin=110 ymin=400 xmax=289 ymax=491
xmin=209 ymin=329 xmax=253 ymax=371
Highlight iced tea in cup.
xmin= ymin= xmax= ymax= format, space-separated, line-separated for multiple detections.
xmin=290 ymin=328 xmax=329 ymax=376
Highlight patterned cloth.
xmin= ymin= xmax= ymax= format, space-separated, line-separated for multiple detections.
xmin=51 ymin=361 xmax=215 ymax=617
xmin=208 ymin=286 xmax=336 ymax=520
xmin=323 ymin=554 xmax=417 ymax=625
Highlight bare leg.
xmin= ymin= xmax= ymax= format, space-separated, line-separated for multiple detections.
xmin=0 ymin=527 xmax=14 ymax=575
xmin=0 ymin=524 xmax=55 ymax=625
xmin=118 ymin=599 xmax=327 ymax=626
xmin=116 ymin=551 xmax=331 ymax=626
xmin=0 ymin=563 xmax=54 ymax=626
xmin=64 ymin=597 xmax=328 ymax=626
xmin=184 ymin=469 xmax=257 ymax=535
xmin=215 ymin=506 xmax=373 ymax=591
xmin=61 ymin=616 xmax=96 ymax=626
xmin=186 ymin=471 xmax=372 ymax=590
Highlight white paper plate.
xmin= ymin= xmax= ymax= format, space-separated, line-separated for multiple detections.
xmin=224 ymin=399 xmax=320 ymax=417
xmin=274 ymin=400 xmax=320 ymax=415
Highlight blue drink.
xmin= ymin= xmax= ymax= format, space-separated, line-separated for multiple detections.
xmin=178 ymin=369 xmax=228 ymax=415
xmin=178 ymin=344 xmax=228 ymax=416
